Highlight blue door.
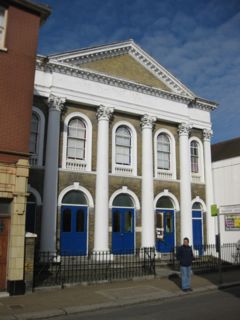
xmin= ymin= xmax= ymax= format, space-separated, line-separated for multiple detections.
xmin=156 ymin=210 xmax=175 ymax=253
xmin=112 ymin=208 xmax=134 ymax=254
xmin=192 ymin=210 xmax=203 ymax=255
xmin=60 ymin=205 xmax=87 ymax=256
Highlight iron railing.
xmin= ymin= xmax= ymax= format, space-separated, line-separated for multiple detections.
xmin=155 ymin=243 xmax=240 ymax=273
xmin=33 ymin=248 xmax=156 ymax=288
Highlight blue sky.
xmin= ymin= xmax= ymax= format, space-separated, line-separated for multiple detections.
xmin=38 ymin=0 xmax=240 ymax=143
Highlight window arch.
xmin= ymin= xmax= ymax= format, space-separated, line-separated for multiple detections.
xmin=62 ymin=112 xmax=92 ymax=171
xmin=189 ymin=137 xmax=204 ymax=183
xmin=29 ymin=107 xmax=45 ymax=166
xmin=154 ymin=129 xmax=176 ymax=180
xmin=112 ymin=122 xmax=137 ymax=176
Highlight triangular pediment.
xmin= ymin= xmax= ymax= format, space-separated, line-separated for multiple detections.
xmin=49 ymin=40 xmax=195 ymax=97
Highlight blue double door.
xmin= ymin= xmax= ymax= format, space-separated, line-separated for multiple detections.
xmin=112 ymin=208 xmax=134 ymax=254
xmin=156 ymin=210 xmax=175 ymax=253
xmin=60 ymin=205 xmax=88 ymax=256
xmin=192 ymin=210 xmax=203 ymax=255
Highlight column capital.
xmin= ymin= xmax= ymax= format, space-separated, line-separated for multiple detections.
xmin=48 ymin=94 xmax=66 ymax=112
xmin=178 ymin=123 xmax=191 ymax=136
xmin=203 ymin=128 xmax=213 ymax=141
xmin=140 ymin=114 xmax=156 ymax=130
xmin=96 ymin=105 xmax=114 ymax=121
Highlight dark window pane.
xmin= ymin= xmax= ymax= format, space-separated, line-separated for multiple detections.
xmin=26 ymin=203 xmax=36 ymax=233
xmin=76 ymin=209 xmax=85 ymax=232
xmin=156 ymin=212 xmax=164 ymax=228
xmin=165 ymin=212 xmax=173 ymax=233
xmin=124 ymin=211 xmax=132 ymax=233
xmin=62 ymin=209 xmax=71 ymax=232
xmin=113 ymin=194 xmax=133 ymax=207
xmin=192 ymin=202 xmax=202 ymax=210
xmin=156 ymin=196 xmax=173 ymax=209
xmin=113 ymin=211 xmax=120 ymax=232
xmin=0 ymin=199 xmax=11 ymax=215
xmin=62 ymin=191 xmax=87 ymax=205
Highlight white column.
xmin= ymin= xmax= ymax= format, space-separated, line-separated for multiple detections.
xmin=94 ymin=105 xmax=114 ymax=252
xmin=203 ymin=129 xmax=215 ymax=244
xmin=178 ymin=123 xmax=193 ymax=244
xmin=141 ymin=114 xmax=156 ymax=248
xmin=41 ymin=94 xmax=66 ymax=252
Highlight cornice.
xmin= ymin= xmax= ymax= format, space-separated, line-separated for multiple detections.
xmin=36 ymin=57 xmax=217 ymax=112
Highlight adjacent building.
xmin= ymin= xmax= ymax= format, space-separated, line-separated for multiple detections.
xmin=0 ymin=0 xmax=50 ymax=293
xmin=212 ymin=137 xmax=240 ymax=244
xmin=28 ymin=40 xmax=218 ymax=258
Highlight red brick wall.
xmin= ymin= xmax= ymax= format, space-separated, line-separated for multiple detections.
xmin=0 ymin=4 xmax=41 ymax=163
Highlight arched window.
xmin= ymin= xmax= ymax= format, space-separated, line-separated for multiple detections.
xmin=115 ymin=126 xmax=131 ymax=165
xmin=29 ymin=113 xmax=39 ymax=155
xmin=67 ymin=118 xmax=86 ymax=161
xmin=62 ymin=190 xmax=87 ymax=205
xmin=62 ymin=112 xmax=92 ymax=172
xmin=154 ymin=129 xmax=176 ymax=180
xmin=29 ymin=108 xmax=45 ymax=167
xmin=113 ymin=194 xmax=134 ymax=207
xmin=156 ymin=196 xmax=174 ymax=209
xmin=157 ymin=133 xmax=170 ymax=170
xmin=191 ymin=140 xmax=199 ymax=173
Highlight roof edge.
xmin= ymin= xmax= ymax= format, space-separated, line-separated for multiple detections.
xmin=10 ymin=0 xmax=51 ymax=24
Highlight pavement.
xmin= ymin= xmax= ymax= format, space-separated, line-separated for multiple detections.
xmin=0 ymin=269 xmax=239 ymax=320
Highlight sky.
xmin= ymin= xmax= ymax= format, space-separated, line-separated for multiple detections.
xmin=38 ymin=0 xmax=240 ymax=143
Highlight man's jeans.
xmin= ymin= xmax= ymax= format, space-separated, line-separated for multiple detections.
xmin=180 ymin=266 xmax=192 ymax=289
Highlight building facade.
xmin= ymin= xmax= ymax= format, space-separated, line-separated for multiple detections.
xmin=0 ymin=0 xmax=50 ymax=292
xmin=212 ymin=138 xmax=240 ymax=244
xmin=28 ymin=41 xmax=217 ymax=257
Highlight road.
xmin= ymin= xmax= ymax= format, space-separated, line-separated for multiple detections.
xmin=50 ymin=286 xmax=240 ymax=320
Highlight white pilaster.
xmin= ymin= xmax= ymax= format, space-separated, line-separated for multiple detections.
xmin=178 ymin=123 xmax=193 ymax=244
xmin=203 ymin=129 xmax=215 ymax=244
xmin=141 ymin=114 xmax=156 ymax=248
xmin=94 ymin=105 xmax=114 ymax=252
xmin=41 ymin=94 xmax=66 ymax=252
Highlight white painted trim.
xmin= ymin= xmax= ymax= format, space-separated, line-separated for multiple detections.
xmin=31 ymin=107 xmax=45 ymax=166
xmin=58 ymin=183 xmax=94 ymax=207
xmin=27 ymin=185 xmax=42 ymax=205
xmin=191 ymin=196 xmax=207 ymax=212
xmin=112 ymin=121 xmax=137 ymax=176
xmin=154 ymin=189 xmax=180 ymax=211
xmin=154 ymin=128 xmax=176 ymax=180
xmin=189 ymin=136 xmax=204 ymax=183
xmin=109 ymin=186 xmax=140 ymax=210
xmin=62 ymin=111 xmax=92 ymax=171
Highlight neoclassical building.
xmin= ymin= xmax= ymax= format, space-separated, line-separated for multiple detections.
xmin=27 ymin=40 xmax=217 ymax=255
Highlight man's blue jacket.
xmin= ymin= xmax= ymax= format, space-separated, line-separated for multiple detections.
xmin=176 ymin=245 xmax=194 ymax=267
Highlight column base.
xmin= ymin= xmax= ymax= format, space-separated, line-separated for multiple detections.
xmin=91 ymin=250 xmax=113 ymax=261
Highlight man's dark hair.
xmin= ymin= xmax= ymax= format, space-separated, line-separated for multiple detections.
xmin=184 ymin=237 xmax=189 ymax=242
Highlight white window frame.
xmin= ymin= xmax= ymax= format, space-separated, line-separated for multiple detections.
xmin=112 ymin=121 xmax=137 ymax=176
xmin=62 ymin=112 xmax=92 ymax=172
xmin=29 ymin=107 xmax=45 ymax=167
xmin=189 ymin=137 xmax=204 ymax=183
xmin=154 ymin=129 xmax=176 ymax=180
xmin=0 ymin=5 xmax=7 ymax=50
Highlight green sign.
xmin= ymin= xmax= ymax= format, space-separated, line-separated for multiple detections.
xmin=211 ymin=204 xmax=218 ymax=217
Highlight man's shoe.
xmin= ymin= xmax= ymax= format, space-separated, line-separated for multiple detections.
xmin=182 ymin=289 xmax=188 ymax=292
xmin=187 ymin=288 xmax=193 ymax=292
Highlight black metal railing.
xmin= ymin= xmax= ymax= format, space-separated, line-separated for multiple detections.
xmin=33 ymin=248 xmax=156 ymax=288
xmin=155 ymin=243 xmax=240 ymax=273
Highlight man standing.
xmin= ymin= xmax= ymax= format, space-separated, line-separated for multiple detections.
xmin=177 ymin=237 xmax=194 ymax=292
